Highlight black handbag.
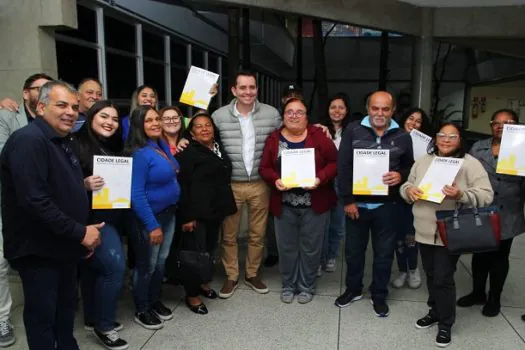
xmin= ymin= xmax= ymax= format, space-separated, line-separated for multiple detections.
xmin=435 ymin=192 xmax=501 ymax=254
xmin=178 ymin=223 xmax=214 ymax=284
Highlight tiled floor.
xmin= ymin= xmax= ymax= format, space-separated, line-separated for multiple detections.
xmin=6 ymin=235 xmax=525 ymax=349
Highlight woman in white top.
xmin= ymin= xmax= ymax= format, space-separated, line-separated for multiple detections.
xmin=319 ymin=93 xmax=351 ymax=274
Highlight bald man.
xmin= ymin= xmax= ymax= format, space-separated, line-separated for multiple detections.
xmin=335 ymin=91 xmax=414 ymax=317
xmin=73 ymin=78 xmax=103 ymax=132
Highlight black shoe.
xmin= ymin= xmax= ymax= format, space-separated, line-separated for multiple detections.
xmin=263 ymin=254 xmax=279 ymax=267
xmin=522 ymin=314 xmax=525 ymax=322
xmin=436 ymin=329 xmax=451 ymax=348
xmin=335 ymin=290 xmax=363 ymax=308
xmin=200 ymin=288 xmax=218 ymax=299
xmin=415 ymin=313 xmax=438 ymax=329
xmin=482 ymin=295 xmax=501 ymax=317
xmin=185 ymin=298 xmax=209 ymax=315
xmin=371 ymin=299 xmax=390 ymax=317
xmin=456 ymin=291 xmax=486 ymax=307
xmin=93 ymin=329 xmax=129 ymax=350
xmin=152 ymin=301 xmax=173 ymax=321
xmin=85 ymin=322 xmax=123 ymax=332
xmin=134 ymin=310 xmax=163 ymax=330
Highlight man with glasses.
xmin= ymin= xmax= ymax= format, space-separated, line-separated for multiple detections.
xmin=0 ymin=73 xmax=53 ymax=347
xmin=336 ymin=91 xmax=414 ymax=317
xmin=1 ymin=81 xmax=103 ymax=350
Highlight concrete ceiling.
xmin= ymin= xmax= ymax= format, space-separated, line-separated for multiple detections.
xmin=398 ymin=0 xmax=525 ymax=7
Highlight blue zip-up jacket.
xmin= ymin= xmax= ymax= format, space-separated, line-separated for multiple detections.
xmin=121 ymin=115 xmax=130 ymax=142
xmin=337 ymin=116 xmax=414 ymax=205
xmin=131 ymin=139 xmax=180 ymax=232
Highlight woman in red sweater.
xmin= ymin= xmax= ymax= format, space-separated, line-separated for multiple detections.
xmin=259 ymin=98 xmax=337 ymax=304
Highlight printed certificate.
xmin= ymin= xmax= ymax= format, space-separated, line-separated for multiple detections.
xmin=179 ymin=66 xmax=219 ymax=110
xmin=92 ymin=156 xmax=132 ymax=209
xmin=410 ymin=129 xmax=432 ymax=161
xmin=496 ymin=124 xmax=525 ymax=176
xmin=281 ymin=148 xmax=316 ymax=188
xmin=418 ymin=157 xmax=464 ymax=203
xmin=352 ymin=149 xmax=390 ymax=196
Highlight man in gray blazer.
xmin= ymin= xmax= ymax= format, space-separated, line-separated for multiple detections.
xmin=0 ymin=72 xmax=52 ymax=347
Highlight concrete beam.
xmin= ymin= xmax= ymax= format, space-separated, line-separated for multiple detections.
xmin=434 ymin=6 xmax=525 ymax=38
xmin=442 ymin=38 xmax=525 ymax=59
xmin=207 ymin=0 xmax=422 ymax=36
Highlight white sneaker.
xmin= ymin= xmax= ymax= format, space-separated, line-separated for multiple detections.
xmin=317 ymin=265 xmax=322 ymax=277
xmin=325 ymin=259 xmax=336 ymax=272
xmin=391 ymin=272 xmax=407 ymax=288
xmin=408 ymin=268 xmax=422 ymax=289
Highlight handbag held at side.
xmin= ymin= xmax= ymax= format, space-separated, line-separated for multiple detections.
xmin=178 ymin=223 xmax=214 ymax=284
xmin=435 ymin=192 xmax=501 ymax=254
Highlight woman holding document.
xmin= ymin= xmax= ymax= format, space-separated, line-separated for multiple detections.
xmin=125 ymin=106 xmax=181 ymax=330
xmin=73 ymin=100 xmax=129 ymax=349
xmin=400 ymin=122 xmax=493 ymax=348
xmin=260 ymin=98 xmax=338 ymax=304
xmin=457 ymin=109 xmax=524 ymax=317
xmin=392 ymin=108 xmax=432 ymax=289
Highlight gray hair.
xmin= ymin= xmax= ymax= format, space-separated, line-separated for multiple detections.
xmin=38 ymin=80 xmax=78 ymax=106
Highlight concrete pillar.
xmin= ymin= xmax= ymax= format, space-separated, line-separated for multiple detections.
xmin=0 ymin=0 xmax=77 ymax=99
xmin=411 ymin=8 xmax=433 ymax=114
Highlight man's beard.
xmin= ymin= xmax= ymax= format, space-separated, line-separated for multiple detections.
xmin=27 ymin=97 xmax=38 ymax=115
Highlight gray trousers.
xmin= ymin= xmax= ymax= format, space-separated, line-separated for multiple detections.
xmin=275 ymin=206 xmax=329 ymax=294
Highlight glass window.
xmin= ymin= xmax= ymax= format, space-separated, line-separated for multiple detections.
xmin=170 ymin=39 xmax=186 ymax=67
xmin=56 ymin=5 xmax=96 ymax=42
xmin=208 ymin=53 xmax=219 ymax=74
xmin=191 ymin=48 xmax=203 ymax=68
xmin=56 ymin=41 xmax=98 ymax=87
xmin=221 ymin=57 xmax=229 ymax=105
xmin=171 ymin=67 xmax=188 ymax=112
xmin=143 ymin=30 xmax=164 ymax=60
xmin=144 ymin=61 xmax=166 ymax=104
xmin=106 ymin=53 xmax=136 ymax=101
xmin=105 ymin=15 xmax=135 ymax=52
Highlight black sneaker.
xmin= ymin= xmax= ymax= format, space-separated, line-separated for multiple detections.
xmin=436 ymin=329 xmax=451 ymax=348
xmin=263 ymin=254 xmax=279 ymax=267
xmin=370 ymin=299 xmax=390 ymax=317
xmin=85 ymin=322 xmax=123 ymax=332
xmin=93 ymin=329 xmax=129 ymax=350
xmin=482 ymin=295 xmax=501 ymax=317
xmin=152 ymin=301 xmax=173 ymax=321
xmin=134 ymin=310 xmax=163 ymax=330
xmin=415 ymin=313 xmax=438 ymax=329
xmin=335 ymin=290 xmax=363 ymax=308
xmin=456 ymin=291 xmax=486 ymax=307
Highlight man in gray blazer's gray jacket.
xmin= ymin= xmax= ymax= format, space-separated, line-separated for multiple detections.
xmin=0 ymin=73 xmax=52 ymax=347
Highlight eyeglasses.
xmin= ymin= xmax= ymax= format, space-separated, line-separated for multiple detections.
xmin=59 ymin=139 xmax=79 ymax=168
xmin=162 ymin=116 xmax=181 ymax=123
xmin=436 ymin=133 xmax=459 ymax=141
xmin=284 ymin=110 xmax=306 ymax=118
xmin=490 ymin=120 xmax=516 ymax=127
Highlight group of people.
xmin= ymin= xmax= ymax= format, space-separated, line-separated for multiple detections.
xmin=0 ymin=69 xmax=522 ymax=350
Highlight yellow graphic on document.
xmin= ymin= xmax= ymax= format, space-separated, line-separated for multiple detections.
xmin=353 ymin=176 xmax=387 ymax=195
xmin=93 ymin=188 xmax=130 ymax=209
xmin=496 ymin=154 xmax=525 ymax=175
xmin=180 ymin=90 xmax=208 ymax=108
xmin=418 ymin=183 xmax=445 ymax=203
xmin=282 ymin=171 xmax=315 ymax=188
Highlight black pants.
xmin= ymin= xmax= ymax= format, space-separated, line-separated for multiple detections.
xmin=471 ymin=238 xmax=514 ymax=298
xmin=14 ymin=257 xmax=79 ymax=350
xmin=180 ymin=219 xmax=221 ymax=297
xmin=419 ymin=244 xmax=460 ymax=331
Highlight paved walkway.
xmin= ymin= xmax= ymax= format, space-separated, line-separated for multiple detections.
xmin=6 ymin=234 xmax=525 ymax=349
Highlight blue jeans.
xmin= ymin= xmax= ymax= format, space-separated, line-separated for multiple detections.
xmin=81 ymin=223 xmax=126 ymax=332
xmin=394 ymin=201 xmax=418 ymax=272
xmin=15 ymin=257 xmax=78 ymax=350
xmin=131 ymin=210 xmax=176 ymax=312
xmin=321 ymin=181 xmax=345 ymax=265
xmin=344 ymin=203 xmax=396 ymax=301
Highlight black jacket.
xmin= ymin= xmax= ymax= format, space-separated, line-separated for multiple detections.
xmin=176 ymin=139 xmax=237 ymax=224
xmin=338 ymin=118 xmax=414 ymax=205
xmin=0 ymin=118 xmax=89 ymax=262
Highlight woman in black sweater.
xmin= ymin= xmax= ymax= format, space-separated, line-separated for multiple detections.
xmin=175 ymin=111 xmax=237 ymax=314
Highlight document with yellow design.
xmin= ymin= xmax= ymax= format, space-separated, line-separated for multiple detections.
xmin=496 ymin=124 xmax=525 ymax=176
xmin=281 ymin=148 xmax=316 ymax=188
xmin=92 ymin=156 xmax=133 ymax=209
xmin=352 ymin=149 xmax=389 ymax=196
xmin=418 ymin=157 xmax=464 ymax=204
xmin=179 ymin=66 xmax=219 ymax=109
xmin=410 ymin=129 xmax=432 ymax=161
